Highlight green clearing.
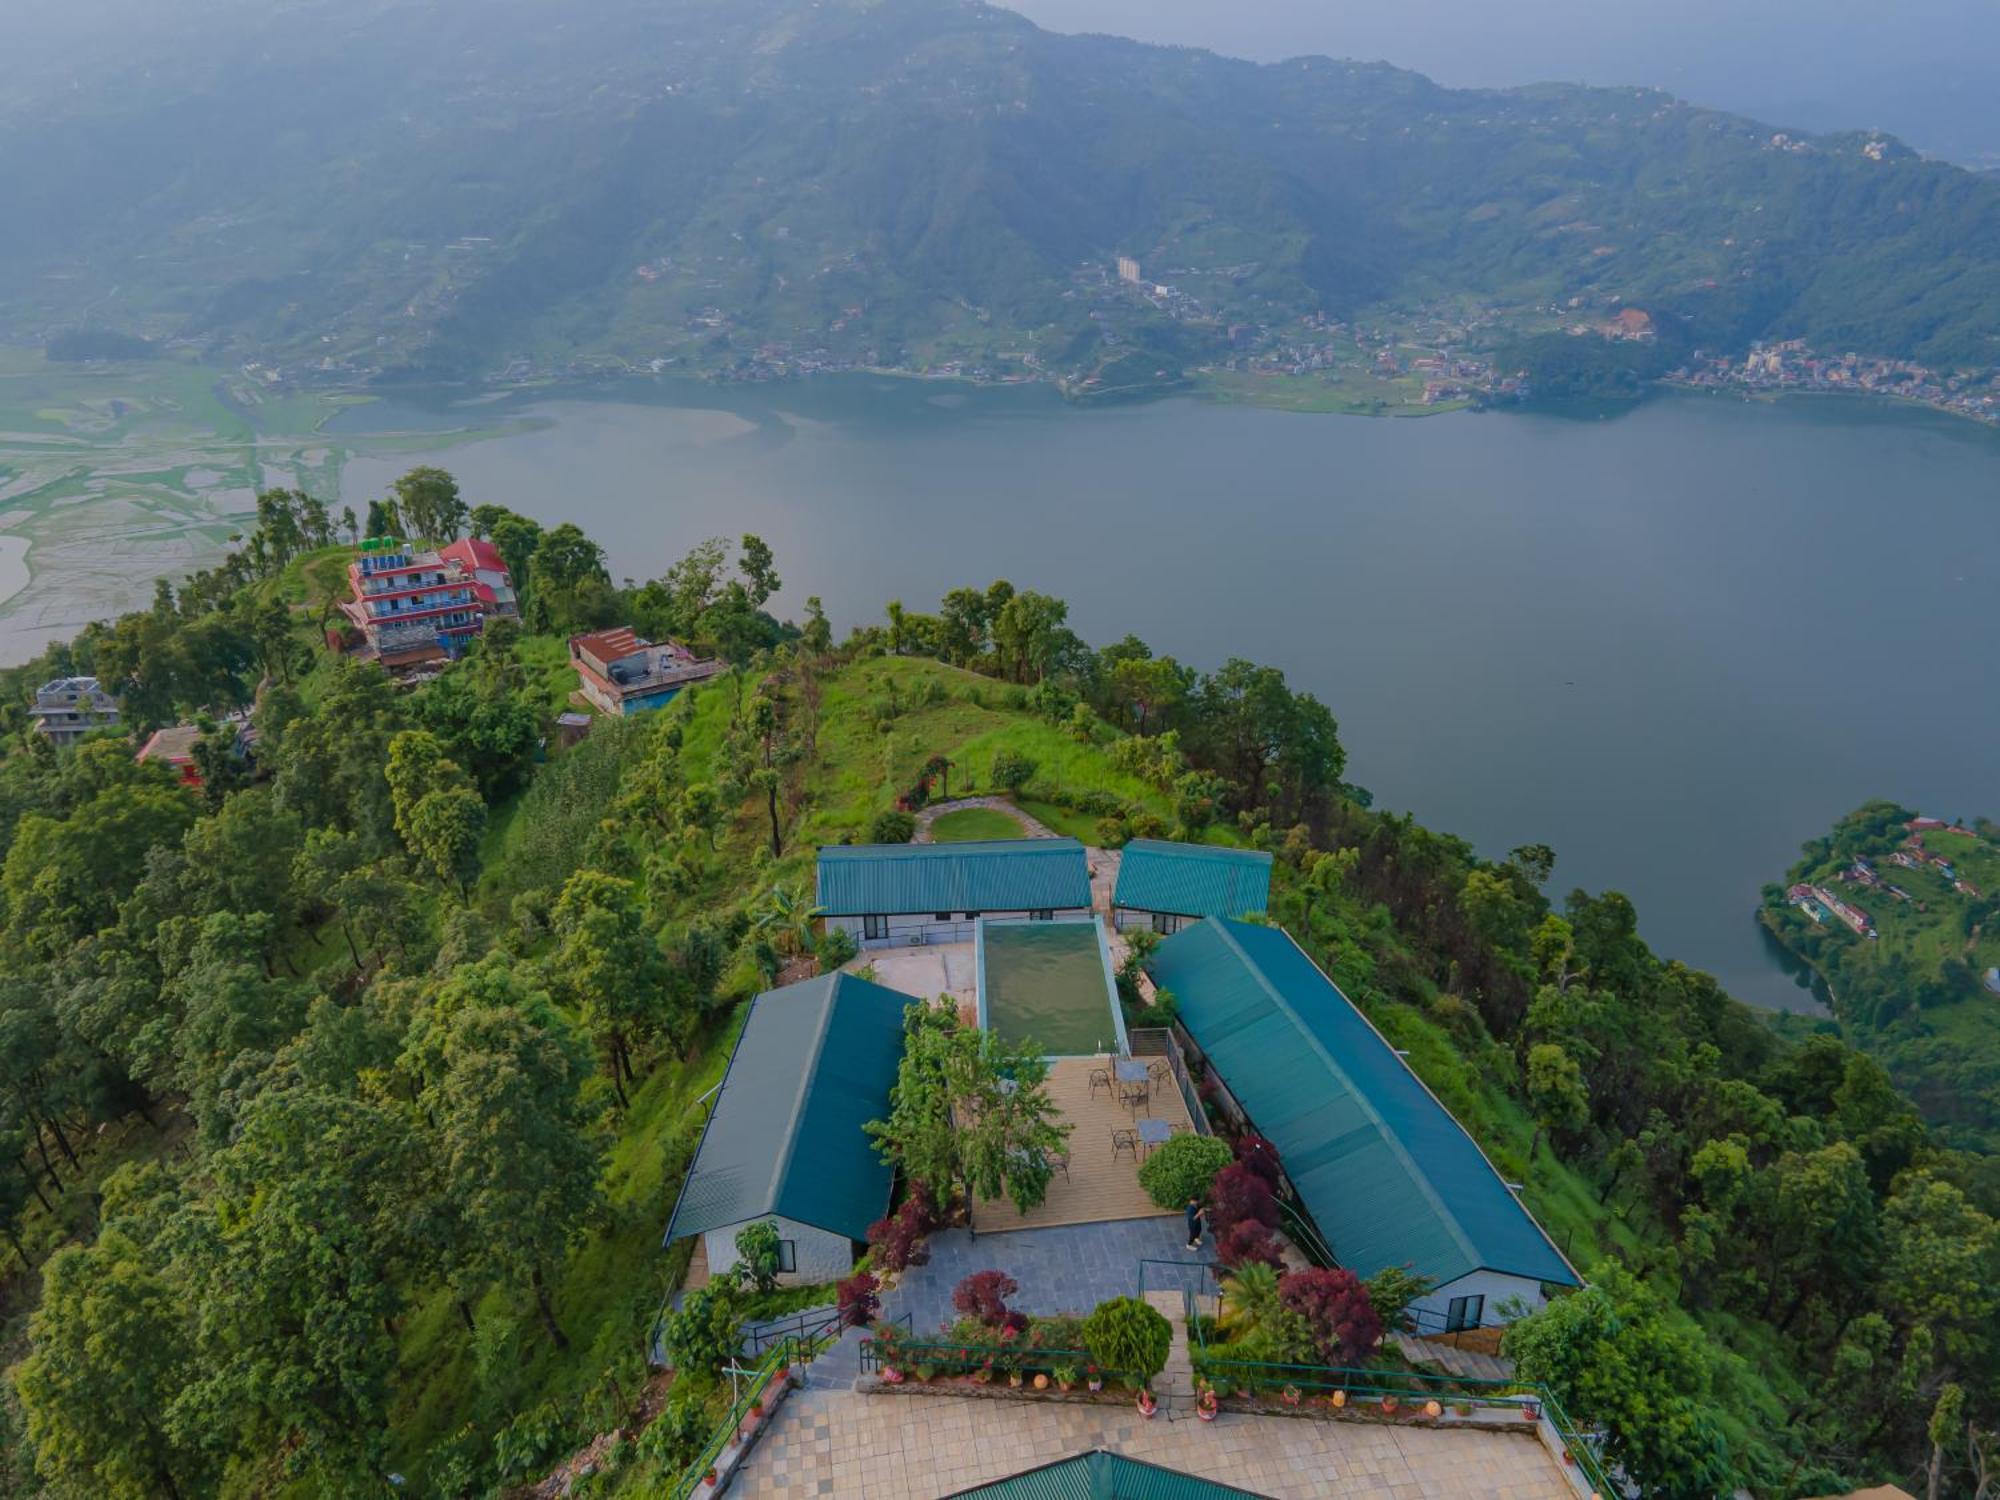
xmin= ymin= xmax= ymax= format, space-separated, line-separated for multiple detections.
xmin=929 ymin=806 xmax=1026 ymax=842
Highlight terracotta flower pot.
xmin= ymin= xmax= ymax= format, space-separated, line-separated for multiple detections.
xmin=1329 ymin=1390 xmax=1347 ymax=1409
xmin=1197 ymin=1403 xmax=1217 ymax=1422
xmin=1423 ymin=1400 xmax=1442 ymax=1419
xmin=1033 ymin=1373 xmax=1049 ymax=1390
xmin=1087 ymin=1378 xmax=1103 ymax=1392
xmin=1381 ymin=1396 xmax=1398 ymax=1415
xmin=1137 ymin=1392 xmax=1158 ymax=1419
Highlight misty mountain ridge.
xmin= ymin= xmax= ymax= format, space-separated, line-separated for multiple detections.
xmin=3 ymin=0 xmax=1997 ymax=381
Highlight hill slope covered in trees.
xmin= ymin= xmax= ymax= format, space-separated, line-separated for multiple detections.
xmin=4 ymin=0 xmax=2000 ymax=382
xmin=0 ymin=489 xmax=1994 ymax=1496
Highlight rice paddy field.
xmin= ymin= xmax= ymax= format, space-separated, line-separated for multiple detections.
xmin=0 ymin=350 xmax=522 ymax=664
xmin=976 ymin=918 xmax=1123 ymax=1057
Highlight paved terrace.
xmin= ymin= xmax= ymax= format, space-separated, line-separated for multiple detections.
xmin=969 ymin=1056 xmax=1197 ymax=1233
xmin=731 ymin=1387 xmax=1575 ymax=1499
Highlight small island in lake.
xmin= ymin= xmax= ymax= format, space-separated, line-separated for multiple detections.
xmin=1762 ymin=800 xmax=2000 ymax=1151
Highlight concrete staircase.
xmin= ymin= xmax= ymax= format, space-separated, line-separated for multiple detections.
xmin=1391 ymin=1332 xmax=1515 ymax=1382
xmin=1143 ymin=1289 xmax=1199 ymax=1417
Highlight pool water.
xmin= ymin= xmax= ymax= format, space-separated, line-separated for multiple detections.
xmin=977 ymin=920 xmax=1125 ymax=1057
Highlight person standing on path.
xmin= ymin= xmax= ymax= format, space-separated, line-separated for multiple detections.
xmin=1185 ymin=1195 xmax=1205 ymax=1251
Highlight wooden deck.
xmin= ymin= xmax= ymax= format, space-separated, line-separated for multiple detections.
xmin=970 ymin=1055 xmax=1198 ymax=1233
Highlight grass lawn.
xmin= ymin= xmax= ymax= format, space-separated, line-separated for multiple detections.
xmin=929 ymin=806 xmax=1026 ymax=842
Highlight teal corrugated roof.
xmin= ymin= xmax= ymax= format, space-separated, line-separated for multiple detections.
xmin=946 ymin=1451 xmax=1270 ymax=1499
xmin=664 ymin=972 xmax=907 ymax=1244
xmin=1150 ymin=919 xmax=1578 ymax=1291
xmin=1114 ymin=840 xmax=1272 ymax=919
xmin=816 ymin=839 xmax=1091 ymax=915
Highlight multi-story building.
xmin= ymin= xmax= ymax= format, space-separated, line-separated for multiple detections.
xmin=437 ymin=536 xmax=520 ymax=620
xmin=28 ymin=676 xmax=120 ymax=745
xmin=568 ymin=626 xmax=725 ymax=715
xmin=339 ymin=537 xmax=486 ymax=667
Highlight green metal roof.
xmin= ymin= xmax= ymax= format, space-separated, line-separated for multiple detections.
xmin=664 ymin=972 xmax=907 ymax=1245
xmin=1150 ymin=919 xmax=1579 ymax=1291
xmin=945 ymin=1451 xmax=1270 ymax=1499
xmin=1113 ymin=840 xmax=1272 ymax=919
xmin=815 ymin=839 xmax=1091 ymax=915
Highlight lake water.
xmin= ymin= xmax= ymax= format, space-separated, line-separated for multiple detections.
xmin=338 ymin=379 xmax=2000 ymax=1012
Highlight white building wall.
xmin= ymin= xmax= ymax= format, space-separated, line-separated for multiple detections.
xmin=1410 ymin=1268 xmax=1551 ymax=1330
xmin=1113 ymin=907 xmax=1195 ymax=935
xmin=702 ymin=1215 xmax=856 ymax=1286
xmin=827 ymin=907 xmax=1091 ymax=951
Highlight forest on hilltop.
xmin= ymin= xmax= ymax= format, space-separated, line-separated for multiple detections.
xmin=0 ymin=473 xmax=1992 ymax=1496
xmin=3 ymin=0 xmax=2000 ymax=382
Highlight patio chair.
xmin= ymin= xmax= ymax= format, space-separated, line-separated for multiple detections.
xmin=1046 ymin=1148 xmax=1071 ymax=1183
xmin=1087 ymin=1063 xmax=1113 ymax=1100
xmin=1110 ymin=1128 xmax=1138 ymax=1162
xmin=1119 ymin=1079 xmax=1151 ymax=1117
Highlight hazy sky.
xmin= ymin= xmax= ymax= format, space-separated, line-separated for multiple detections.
xmin=1001 ymin=0 xmax=2000 ymax=166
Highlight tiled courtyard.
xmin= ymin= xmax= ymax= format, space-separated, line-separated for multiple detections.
xmin=730 ymin=1386 xmax=1577 ymax=1498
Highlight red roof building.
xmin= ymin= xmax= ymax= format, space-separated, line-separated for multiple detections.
xmin=569 ymin=627 xmax=724 ymax=715
xmin=339 ymin=534 xmax=518 ymax=663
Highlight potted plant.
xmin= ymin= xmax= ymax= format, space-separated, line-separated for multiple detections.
xmin=1453 ymin=1400 xmax=1473 ymax=1418
xmin=1136 ymin=1387 xmax=1158 ymax=1419
xmin=1008 ymin=1367 xmax=1024 ymax=1389
xmin=1085 ymin=1364 xmax=1103 ymax=1392
xmin=704 ymin=1466 xmax=719 ymax=1487
xmin=1032 ymin=1372 xmax=1049 ymax=1391
xmin=1196 ymin=1381 xmax=1219 ymax=1423
xmin=1329 ymin=1389 xmax=1347 ymax=1410
xmin=881 ymin=1365 xmax=905 ymax=1385
xmin=1380 ymin=1394 xmax=1399 ymax=1416
xmin=1423 ymin=1399 xmax=1442 ymax=1420
xmin=1281 ymin=1384 xmax=1302 ymax=1407
xmin=1053 ymin=1363 xmax=1078 ymax=1393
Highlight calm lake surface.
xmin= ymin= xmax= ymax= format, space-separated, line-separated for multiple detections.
xmin=339 ymin=380 xmax=2000 ymax=1013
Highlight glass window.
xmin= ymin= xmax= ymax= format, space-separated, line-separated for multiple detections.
xmin=778 ymin=1239 xmax=797 ymax=1274
xmin=862 ymin=915 xmax=888 ymax=941
xmin=1445 ymin=1294 xmax=1485 ymax=1332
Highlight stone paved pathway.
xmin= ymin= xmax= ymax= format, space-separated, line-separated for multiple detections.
xmin=807 ymin=1217 xmax=1202 ymax=1391
xmin=731 ymin=1385 xmax=1576 ymax=1498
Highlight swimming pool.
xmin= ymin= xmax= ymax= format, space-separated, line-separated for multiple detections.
xmin=975 ymin=918 xmax=1127 ymax=1058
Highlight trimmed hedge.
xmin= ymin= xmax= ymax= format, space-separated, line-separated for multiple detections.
xmin=1136 ymin=1133 xmax=1233 ymax=1211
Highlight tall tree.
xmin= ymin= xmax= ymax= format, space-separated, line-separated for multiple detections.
xmin=549 ymin=870 xmax=676 ymax=1104
xmin=391 ymin=466 xmax=468 ymax=542
xmin=402 ymin=965 xmax=603 ymax=1347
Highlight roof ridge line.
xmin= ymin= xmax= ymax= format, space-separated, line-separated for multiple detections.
xmin=766 ymin=975 xmax=842 ymax=1221
xmin=1216 ymin=919 xmax=1485 ymax=1279
xmin=1265 ymin=922 xmax=1575 ymax=1284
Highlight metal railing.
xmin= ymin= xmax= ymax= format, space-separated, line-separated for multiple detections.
xmin=664 ymin=1323 xmax=839 ymax=1500
xmin=743 ymin=1304 xmax=844 ymax=1358
xmin=1127 ymin=1027 xmax=1210 ymax=1134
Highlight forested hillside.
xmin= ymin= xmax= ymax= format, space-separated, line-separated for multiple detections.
xmin=0 ymin=478 xmax=1993 ymax=1496
xmin=4 ymin=0 xmax=1999 ymax=380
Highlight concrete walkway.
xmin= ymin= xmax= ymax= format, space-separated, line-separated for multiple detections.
xmin=911 ymin=796 xmax=1060 ymax=842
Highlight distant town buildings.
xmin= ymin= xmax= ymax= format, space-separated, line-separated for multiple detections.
xmin=338 ymin=535 xmax=515 ymax=668
xmin=568 ymin=627 xmax=725 ymax=715
xmin=29 ymin=677 xmax=120 ymax=746
xmin=1674 ymin=340 xmax=2000 ymax=427
xmin=1115 ymin=256 xmax=1141 ymax=285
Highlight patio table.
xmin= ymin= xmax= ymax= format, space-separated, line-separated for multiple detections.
xmin=1136 ymin=1118 xmax=1173 ymax=1154
xmin=1113 ymin=1059 xmax=1151 ymax=1084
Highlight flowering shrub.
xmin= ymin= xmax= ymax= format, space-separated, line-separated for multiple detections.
xmin=1207 ymin=1161 xmax=1280 ymax=1252
xmin=1217 ymin=1219 xmax=1283 ymax=1270
xmin=836 ymin=1271 xmax=881 ymax=1330
xmin=1278 ymin=1267 xmax=1383 ymax=1367
xmin=1233 ymin=1132 xmax=1283 ymax=1188
xmin=866 ymin=1181 xmax=939 ymax=1273
xmin=953 ymin=1269 xmax=1022 ymax=1329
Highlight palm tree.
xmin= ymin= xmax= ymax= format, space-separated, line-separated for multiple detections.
xmin=751 ymin=882 xmax=823 ymax=959
xmin=1218 ymin=1262 xmax=1283 ymax=1340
